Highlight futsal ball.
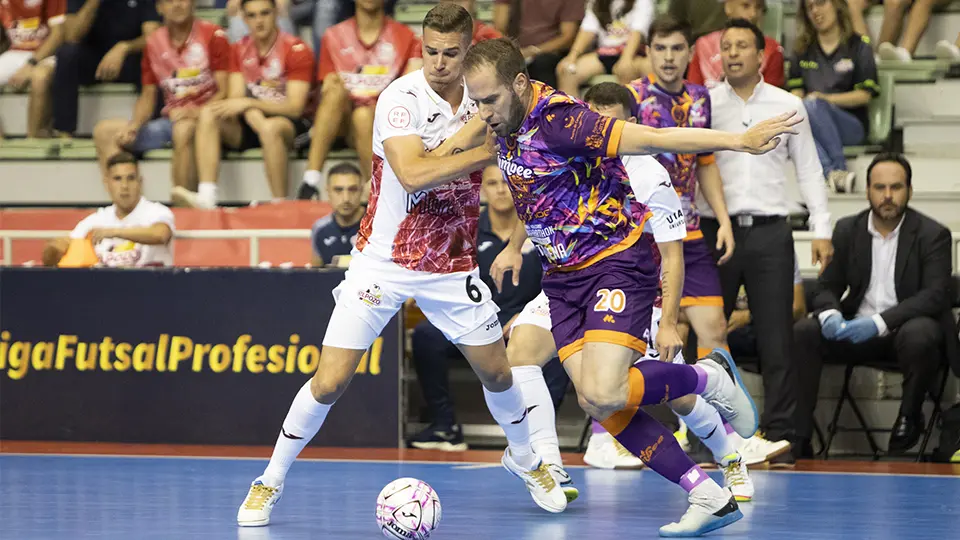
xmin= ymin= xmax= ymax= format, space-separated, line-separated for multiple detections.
xmin=375 ymin=477 xmax=442 ymax=539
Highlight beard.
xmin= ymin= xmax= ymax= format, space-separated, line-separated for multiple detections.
xmin=870 ymin=199 xmax=906 ymax=222
xmin=501 ymin=90 xmax=527 ymax=135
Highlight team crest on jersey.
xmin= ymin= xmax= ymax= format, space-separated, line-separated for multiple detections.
xmin=184 ymin=42 xmax=208 ymax=66
xmin=375 ymin=42 xmax=396 ymax=64
xmin=358 ymin=284 xmax=383 ymax=307
xmin=263 ymin=58 xmax=283 ymax=80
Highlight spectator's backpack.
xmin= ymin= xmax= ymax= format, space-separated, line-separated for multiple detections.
xmin=932 ymin=403 xmax=960 ymax=463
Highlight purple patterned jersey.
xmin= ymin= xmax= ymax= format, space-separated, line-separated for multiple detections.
xmin=496 ymin=81 xmax=648 ymax=273
xmin=626 ymin=75 xmax=714 ymax=237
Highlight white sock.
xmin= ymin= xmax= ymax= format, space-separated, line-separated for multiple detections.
xmin=261 ymin=381 xmax=331 ymax=485
xmin=679 ymin=395 xmax=741 ymax=462
xmin=511 ymin=366 xmax=562 ymax=466
xmin=483 ymin=384 xmax=538 ymax=470
xmin=198 ymin=182 xmax=217 ymax=206
xmin=303 ymin=169 xmax=323 ymax=187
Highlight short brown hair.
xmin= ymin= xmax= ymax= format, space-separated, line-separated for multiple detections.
xmin=583 ymin=82 xmax=634 ymax=117
xmin=105 ymin=152 xmax=139 ymax=172
xmin=423 ymin=2 xmax=473 ymax=38
xmin=463 ymin=37 xmax=528 ymax=87
xmin=647 ymin=15 xmax=693 ymax=46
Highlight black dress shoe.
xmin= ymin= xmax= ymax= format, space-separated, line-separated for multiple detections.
xmin=888 ymin=414 xmax=924 ymax=454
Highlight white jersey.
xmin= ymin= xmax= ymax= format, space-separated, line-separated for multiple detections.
xmin=358 ymin=69 xmax=483 ymax=275
xmin=70 ymin=197 xmax=175 ymax=267
xmin=624 ymin=155 xmax=687 ymax=244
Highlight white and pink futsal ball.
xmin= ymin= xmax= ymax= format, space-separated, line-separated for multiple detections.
xmin=375 ymin=477 xmax=442 ymax=539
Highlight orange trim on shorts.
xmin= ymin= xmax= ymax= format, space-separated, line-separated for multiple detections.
xmin=680 ymin=296 xmax=725 ymax=307
xmin=557 ymin=338 xmax=585 ymax=362
xmin=697 ymin=154 xmax=716 ymax=166
xmin=601 ymin=369 xmax=647 ymax=436
xmin=583 ymin=329 xmax=648 ymax=356
xmin=552 ymin=218 xmax=647 ymax=274
xmin=606 ymin=120 xmax=626 ymax=157
xmin=682 ymin=229 xmax=704 ymax=242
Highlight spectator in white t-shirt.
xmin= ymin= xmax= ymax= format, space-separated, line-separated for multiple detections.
xmin=43 ymin=152 xmax=175 ymax=268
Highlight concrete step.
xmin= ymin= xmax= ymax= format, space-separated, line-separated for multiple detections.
xmin=900 ymin=118 xmax=960 ymax=152
xmin=895 ymin=80 xmax=960 ymax=120
xmin=0 ymin=88 xmax=137 ymax=137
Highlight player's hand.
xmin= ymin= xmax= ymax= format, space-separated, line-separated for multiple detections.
xmin=8 ymin=63 xmax=34 ymax=90
xmin=655 ymin=323 xmax=684 ymax=362
xmin=715 ymin=222 xmax=735 ymax=265
xmin=96 ymin=42 xmax=129 ymax=81
xmin=207 ymin=98 xmax=252 ymax=119
xmin=115 ymin=124 xmax=139 ymax=148
xmin=811 ymin=238 xmax=834 ymax=274
xmin=736 ymin=111 xmax=802 ymax=155
xmin=490 ymin=246 xmax=523 ymax=292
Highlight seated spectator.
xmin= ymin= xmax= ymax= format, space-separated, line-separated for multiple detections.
xmin=93 ymin=0 xmax=230 ymax=201
xmin=309 ymin=162 xmax=364 ymax=267
xmin=725 ymin=252 xmax=806 ymax=463
xmin=406 ymin=166 xmax=569 ymax=451
xmin=688 ymin=0 xmax=785 ymax=89
xmin=0 ymin=0 xmax=65 ymax=138
xmin=295 ymin=0 xmax=420 ymax=199
xmin=175 ymin=0 xmax=314 ymax=208
xmin=788 ymin=0 xmax=879 ymax=192
xmin=556 ymin=0 xmax=655 ymax=96
xmin=492 ymin=0 xmax=584 ymax=88
xmin=667 ymin=0 xmax=726 ymax=41
xmin=793 ymin=153 xmax=960 ymax=456
xmin=48 ymin=0 xmax=161 ymax=138
xmin=43 ymin=152 xmax=175 ymax=268
xmin=225 ymin=0 xmax=295 ymax=43
xmin=849 ymin=0 xmax=952 ymax=62
xmin=441 ymin=0 xmax=501 ymax=44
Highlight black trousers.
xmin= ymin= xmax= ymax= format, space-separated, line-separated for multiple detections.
xmin=792 ymin=316 xmax=944 ymax=441
xmin=701 ymin=217 xmax=796 ymax=441
xmin=411 ymin=320 xmax=570 ymax=427
xmin=53 ymin=42 xmax=142 ymax=134
xmin=527 ymin=52 xmax=564 ymax=89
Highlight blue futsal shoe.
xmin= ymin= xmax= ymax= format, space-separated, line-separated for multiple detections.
xmin=696 ymin=348 xmax=760 ymax=439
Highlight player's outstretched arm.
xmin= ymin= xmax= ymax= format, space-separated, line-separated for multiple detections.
xmin=430 ymin=116 xmax=488 ymax=157
xmin=385 ymin=134 xmax=495 ymax=194
xmin=617 ymin=111 xmax=802 ymax=156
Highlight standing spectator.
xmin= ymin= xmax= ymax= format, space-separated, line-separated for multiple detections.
xmin=224 ymin=0 xmax=295 ymax=43
xmin=441 ymin=0 xmax=501 ymax=44
xmin=705 ymin=19 xmax=833 ymax=467
xmin=556 ymin=0 xmax=655 ymax=96
xmin=793 ymin=153 xmax=959 ymax=455
xmin=492 ymin=0 xmax=584 ymax=88
xmin=175 ymin=0 xmax=314 ymax=208
xmin=49 ymin=0 xmax=161 ymax=138
xmin=0 ymin=0 xmax=66 ymax=138
xmin=688 ymin=1 xmax=785 ymax=89
xmin=788 ymin=0 xmax=879 ymax=193
xmin=406 ymin=166 xmax=569 ymax=451
xmin=668 ymin=0 xmax=726 ymax=41
xmin=43 ymin=152 xmax=175 ymax=268
xmin=294 ymin=0 xmax=420 ymax=200
xmin=310 ymin=162 xmax=364 ymax=267
xmin=93 ymin=0 xmax=230 ymax=200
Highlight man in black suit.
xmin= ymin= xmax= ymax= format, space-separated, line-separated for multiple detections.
xmin=793 ymin=152 xmax=959 ymax=455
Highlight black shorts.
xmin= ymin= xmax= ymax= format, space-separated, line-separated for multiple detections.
xmin=237 ymin=117 xmax=313 ymax=152
xmin=599 ymin=55 xmax=618 ymax=74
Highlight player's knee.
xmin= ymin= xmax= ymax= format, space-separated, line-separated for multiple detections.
xmin=581 ymin=385 xmax=628 ymax=419
xmin=309 ymin=369 xmax=350 ymax=403
xmin=93 ymin=120 xmax=118 ymax=145
xmin=29 ymin=64 xmax=53 ymax=93
xmin=321 ymin=75 xmax=347 ymax=100
xmin=506 ymin=333 xmax=550 ymax=367
xmin=669 ymin=394 xmax=697 ymax=416
xmin=696 ymin=312 xmax=729 ymax=349
xmin=197 ymin=105 xmax=218 ymax=126
xmin=476 ymin=364 xmax=512 ymax=392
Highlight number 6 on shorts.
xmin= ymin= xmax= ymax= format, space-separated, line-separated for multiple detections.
xmin=594 ymin=288 xmax=626 ymax=313
xmin=465 ymin=275 xmax=483 ymax=303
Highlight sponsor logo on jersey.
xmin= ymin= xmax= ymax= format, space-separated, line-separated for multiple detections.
xmin=358 ymin=284 xmax=383 ymax=307
xmin=497 ymin=156 xmax=535 ymax=179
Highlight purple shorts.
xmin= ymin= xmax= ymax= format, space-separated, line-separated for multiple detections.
xmin=680 ymin=236 xmax=723 ymax=308
xmin=542 ymin=238 xmax=659 ymax=362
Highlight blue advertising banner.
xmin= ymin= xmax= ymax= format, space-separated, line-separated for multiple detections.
xmin=0 ymin=268 xmax=402 ymax=448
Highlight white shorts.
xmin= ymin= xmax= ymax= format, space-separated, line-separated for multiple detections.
xmin=0 ymin=50 xmax=55 ymax=86
xmin=322 ymin=251 xmax=501 ymax=349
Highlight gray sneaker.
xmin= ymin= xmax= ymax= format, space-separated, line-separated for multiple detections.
xmin=696 ymin=349 xmax=759 ymax=439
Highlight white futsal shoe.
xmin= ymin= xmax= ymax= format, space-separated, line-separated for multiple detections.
xmin=659 ymin=484 xmax=743 ymax=537
xmin=501 ymin=449 xmax=568 ymax=513
xmin=546 ymin=463 xmax=581 ymax=503
xmin=697 ymin=349 xmax=759 ymax=439
xmin=583 ymin=431 xmax=646 ymax=470
xmin=237 ymin=477 xmax=284 ymax=527
xmin=719 ymin=453 xmax=754 ymax=502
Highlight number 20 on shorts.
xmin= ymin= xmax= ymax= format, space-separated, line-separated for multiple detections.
xmin=594 ymin=288 xmax=626 ymax=313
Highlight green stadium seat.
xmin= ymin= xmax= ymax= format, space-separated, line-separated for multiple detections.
xmin=394 ymin=3 xmax=432 ymax=25
xmin=143 ymin=149 xmax=174 ymax=160
xmin=866 ymin=71 xmax=895 ymax=145
xmin=587 ymin=74 xmax=619 ymax=87
xmin=763 ymin=1 xmax=784 ymax=42
xmin=79 ymin=83 xmax=137 ymax=94
xmin=196 ymin=9 xmax=225 ymax=25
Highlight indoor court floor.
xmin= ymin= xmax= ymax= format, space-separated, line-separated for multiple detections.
xmin=1 ymin=445 xmax=958 ymax=540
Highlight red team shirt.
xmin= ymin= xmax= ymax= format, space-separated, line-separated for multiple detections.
xmin=142 ymin=19 xmax=230 ymax=115
xmin=687 ymin=31 xmax=785 ymax=89
xmin=318 ymin=17 xmax=421 ymax=108
xmin=0 ymin=0 xmax=66 ymax=51
xmin=230 ymin=31 xmax=315 ymax=116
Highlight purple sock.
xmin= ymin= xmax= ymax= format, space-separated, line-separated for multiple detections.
xmin=609 ymin=408 xmax=705 ymax=492
xmin=591 ymin=420 xmax=605 ymax=434
xmin=630 ymin=361 xmax=704 ymax=406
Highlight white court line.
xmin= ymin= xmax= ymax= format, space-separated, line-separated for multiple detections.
xmin=1 ymin=452 xmax=957 ymax=479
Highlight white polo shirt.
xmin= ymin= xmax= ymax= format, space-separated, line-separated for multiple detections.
xmin=70 ymin=198 xmax=175 ymax=267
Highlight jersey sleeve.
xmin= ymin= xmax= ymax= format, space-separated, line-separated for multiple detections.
xmin=786 ymin=53 xmax=804 ymax=92
xmin=762 ymin=38 xmax=786 ymax=88
xmin=149 ymin=203 xmax=176 ymax=233
xmin=69 ymin=212 xmax=99 ymax=239
xmin=286 ymin=41 xmax=315 ymax=82
xmin=46 ymin=0 xmax=67 ymax=25
xmin=852 ymin=36 xmax=880 ymax=96
xmin=374 ymin=86 xmax=420 ymax=142
xmin=539 ymin=101 xmax=626 ymax=159
xmin=209 ymin=29 xmax=231 ymax=72
xmin=580 ymin=6 xmax=601 ymax=35
xmin=624 ymin=157 xmax=687 ymax=243
xmin=141 ymin=49 xmax=157 ymax=86
xmin=317 ymin=33 xmax=336 ymax=81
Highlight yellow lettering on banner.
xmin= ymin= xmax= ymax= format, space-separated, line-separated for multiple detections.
xmin=167 ymin=336 xmax=193 ymax=372
xmin=114 ymin=342 xmax=132 ymax=371
xmin=76 ymin=342 xmax=97 ymax=371
xmin=286 ymin=334 xmax=300 ymax=373
xmin=297 ymin=345 xmax=320 ymax=374
xmin=56 ymin=335 xmax=77 ymax=370
xmin=8 ymin=342 xmax=30 ymax=380
xmin=266 ymin=345 xmax=285 ymax=374
xmin=133 ymin=343 xmax=156 ymax=371
xmin=355 ymin=338 xmax=383 ymax=375
xmin=0 ymin=331 xmax=10 ymax=370
xmin=32 ymin=342 xmax=54 ymax=371
xmin=192 ymin=344 xmax=211 ymax=372
xmin=157 ymin=334 xmax=169 ymax=372
xmin=209 ymin=344 xmax=232 ymax=373
xmin=233 ymin=335 xmax=252 ymax=373
xmin=246 ymin=345 xmax=266 ymax=374
xmin=99 ymin=337 xmax=115 ymax=371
